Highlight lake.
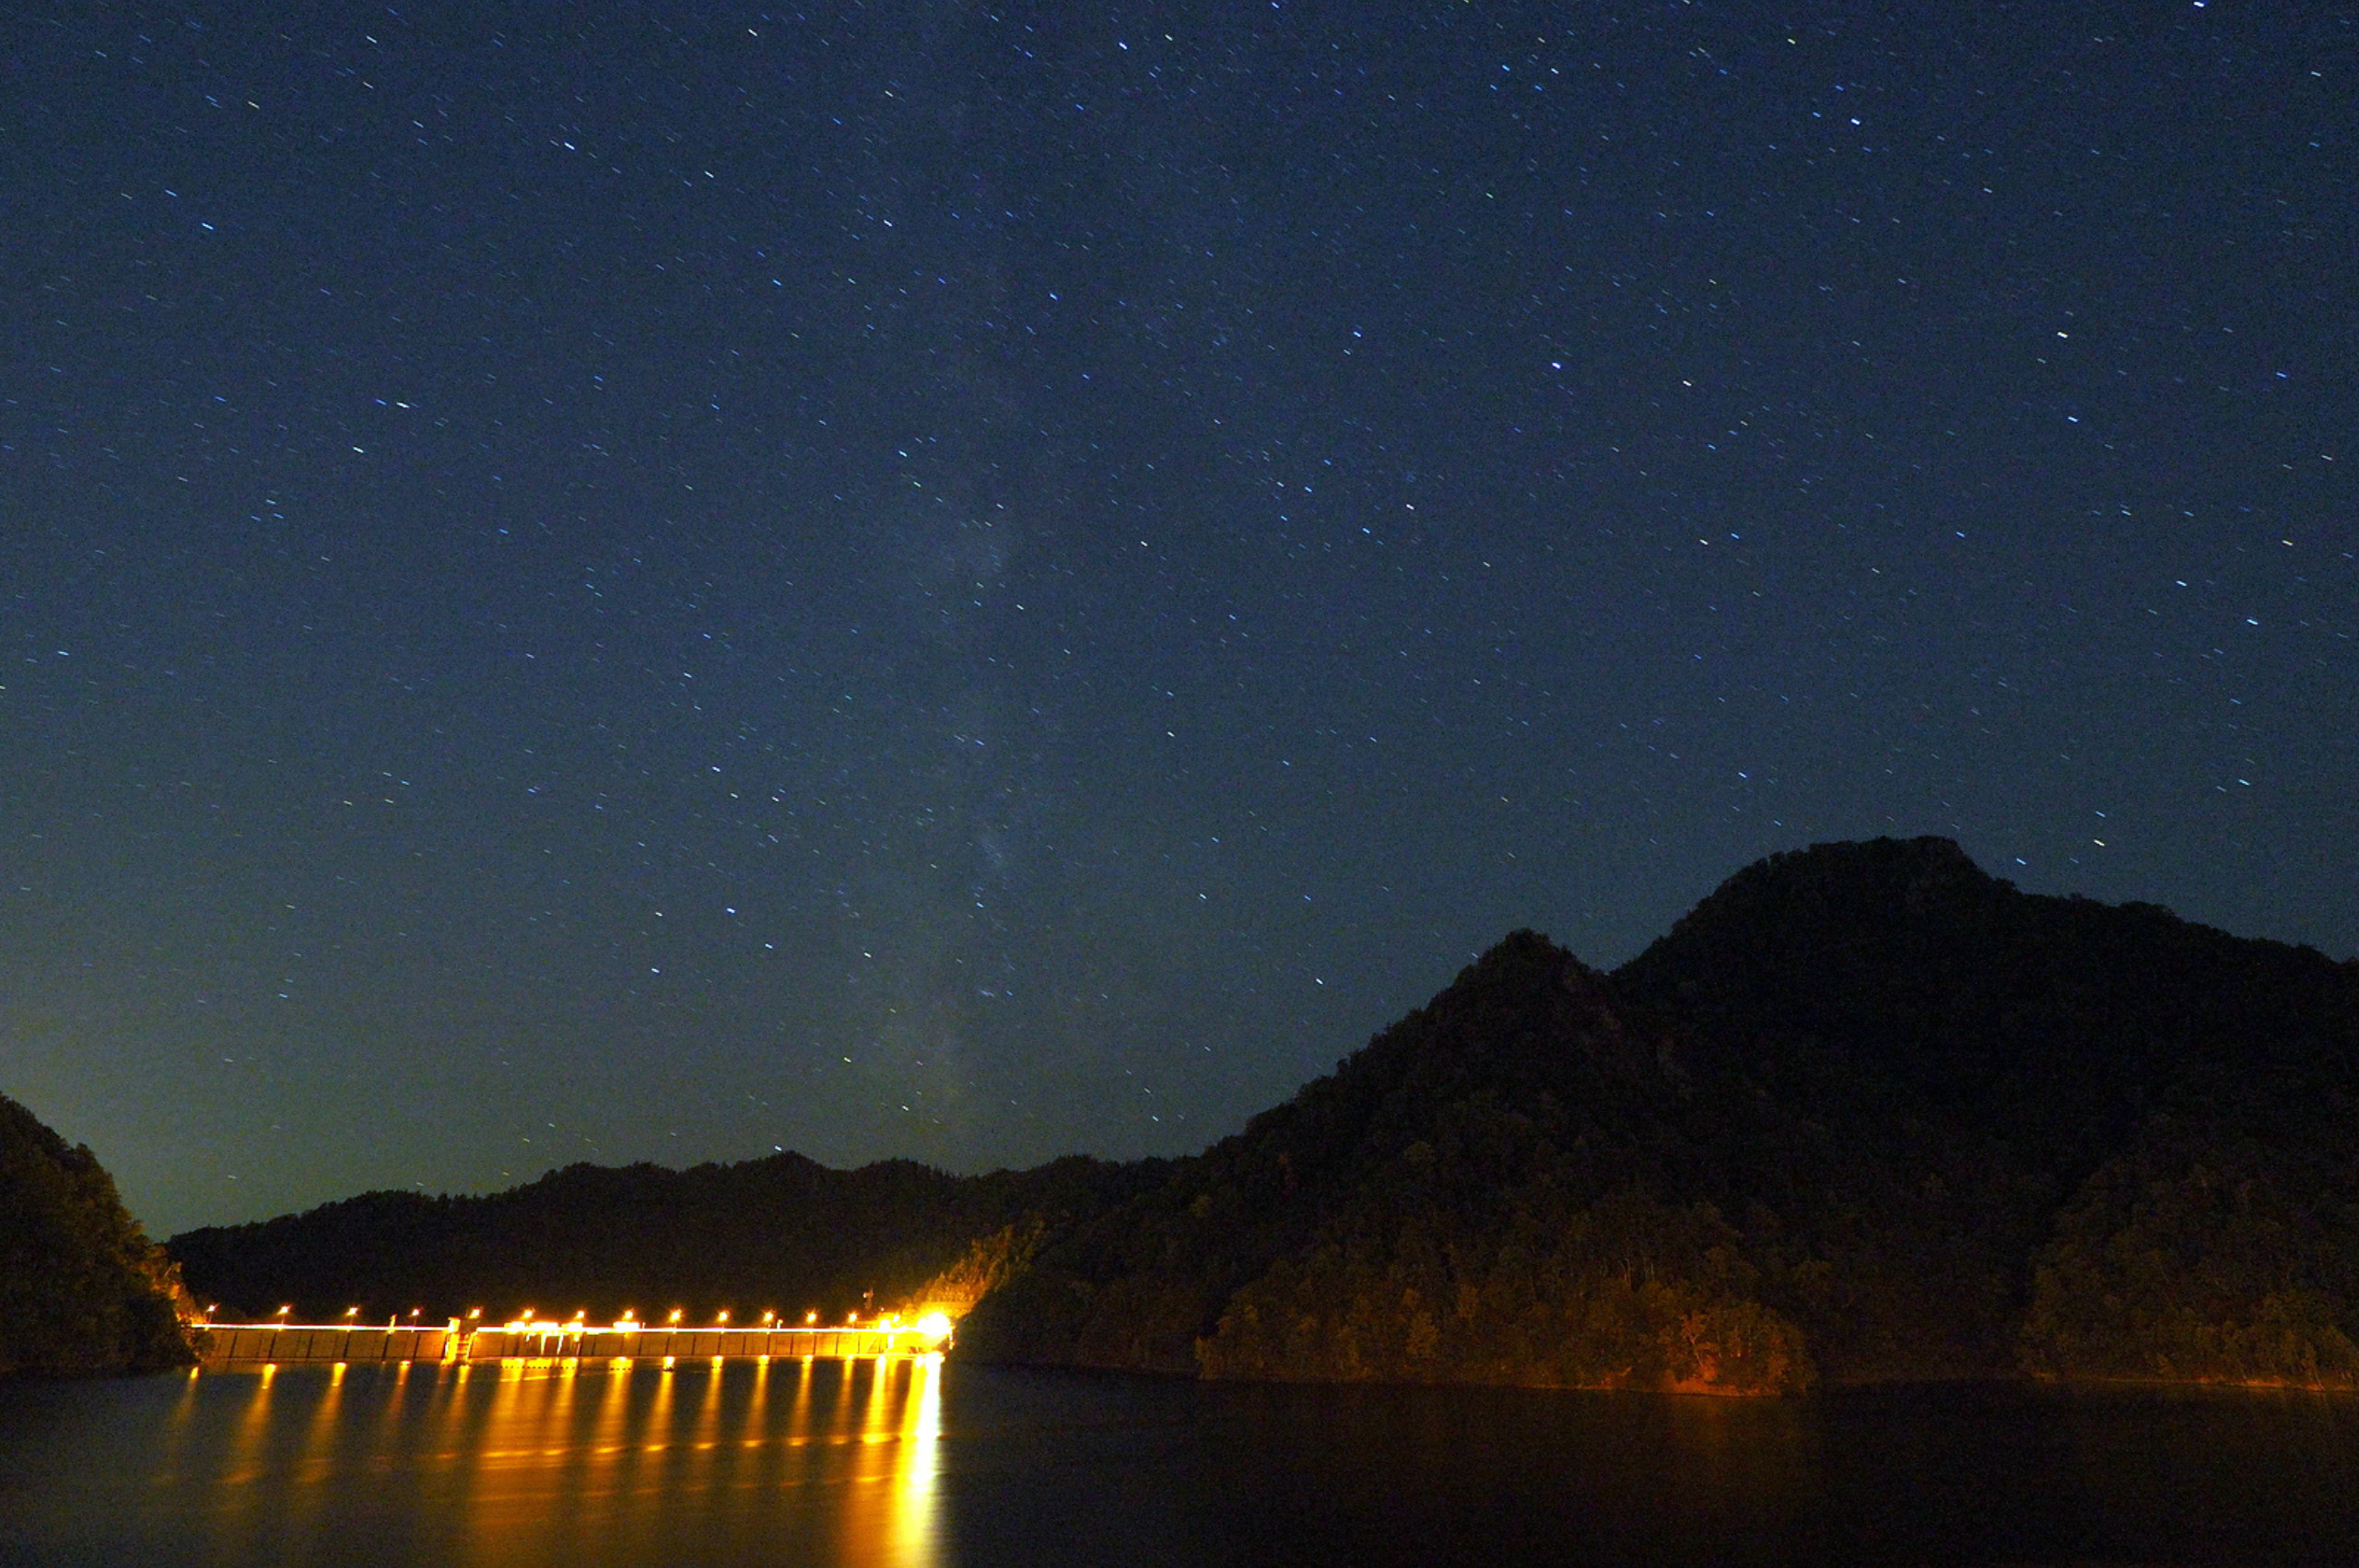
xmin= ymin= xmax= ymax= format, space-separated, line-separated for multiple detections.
xmin=4 ymin=1356 xmax=2355 ymax=1566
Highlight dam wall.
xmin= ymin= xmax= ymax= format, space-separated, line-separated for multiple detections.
xmin=200 ymin=1320 xmax=943 ymax=1364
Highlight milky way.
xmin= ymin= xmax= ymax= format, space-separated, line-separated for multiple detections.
xmin=4 ymin=3 xmax=2351 ymax=1233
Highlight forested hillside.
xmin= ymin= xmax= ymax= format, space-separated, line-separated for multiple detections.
xmin=959 ymin=838 xmax=2359 ymax=1390
xmin=171 ymin=1151 xmax=1152 ymax=1326
xmin=1 ymin=1093 xmax=194 ymax=1376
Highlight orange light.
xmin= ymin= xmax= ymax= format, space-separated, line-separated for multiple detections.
xmin=669 ymin=1308 xmax=683 ymax=1324
xmin=804 ymin=1310 xmax=818 ymax=1325
xmin=716 ymin=1310 xmax=730 ymax=1324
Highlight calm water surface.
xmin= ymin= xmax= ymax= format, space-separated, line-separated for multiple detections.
xmin=4 ymin=1356 xmax=2355 ymax=1566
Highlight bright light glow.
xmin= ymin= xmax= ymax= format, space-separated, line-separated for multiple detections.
xmin=916 ymin=1313 xmax=953 ymax=1340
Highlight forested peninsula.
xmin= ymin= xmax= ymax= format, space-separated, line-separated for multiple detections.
xmin=172 ymin=837 xmax=2359 ymax=1394
xmin=0 ymin=1094 xmax=194 ymax=1376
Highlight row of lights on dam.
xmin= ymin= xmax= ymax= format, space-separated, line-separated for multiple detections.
xmin=205 ymin=1304 xmax=951 ymax=1337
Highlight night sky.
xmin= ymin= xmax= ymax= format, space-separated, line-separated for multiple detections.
xmin=6 ymin=3 xmax=2353 ymax=1237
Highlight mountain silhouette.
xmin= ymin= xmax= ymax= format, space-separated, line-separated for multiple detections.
xmin=174 ymin=838 xmax=2359 ymax=1390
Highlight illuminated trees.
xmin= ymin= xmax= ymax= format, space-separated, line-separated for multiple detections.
xmin=2020 ymin=1126 xmax=2359 ymax=1387
xmin=0 ymin=1094 xmax=194 ymax=1376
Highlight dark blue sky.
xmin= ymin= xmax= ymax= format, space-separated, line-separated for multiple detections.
xmin=6 ymin=2 xmax=2353 ymax=1236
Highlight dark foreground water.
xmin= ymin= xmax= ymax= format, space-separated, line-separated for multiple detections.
xmin=4 ymin=1356 xmax=2356 ymax=1567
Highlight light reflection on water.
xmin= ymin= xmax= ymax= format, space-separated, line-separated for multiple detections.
xmin=449 ymin=1355 xmax=940 ymax=1568
xmin=55 ymin=1354 xmax=945 ymax=1568
xmin=4 ymin=1359 xmax=2357 ymax=1566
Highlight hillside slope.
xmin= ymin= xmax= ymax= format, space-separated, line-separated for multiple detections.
xmin=171 ymin=1151 xmax=1154 ymax=1326
xmin=959 ymin=931 xmax=1822 ymax=1390
xmin=1 ymin=1093 xmax=194 ymax=1376
xmin=959 ymin=838 xmax=2359 ymax=1389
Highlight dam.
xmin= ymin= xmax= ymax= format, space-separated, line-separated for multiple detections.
xmin=200 ymin=1313 xmax=952 ymax=1365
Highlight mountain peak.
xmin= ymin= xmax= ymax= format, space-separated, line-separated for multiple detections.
xmin=1659 ymin=835 xmax=1998 ymax=942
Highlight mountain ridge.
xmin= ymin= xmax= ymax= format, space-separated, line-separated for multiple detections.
xmin=957 ymin=837 xmax=2359 ymax=1389
xmin=170 ymin=837 xmax=2359 ymax=1392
